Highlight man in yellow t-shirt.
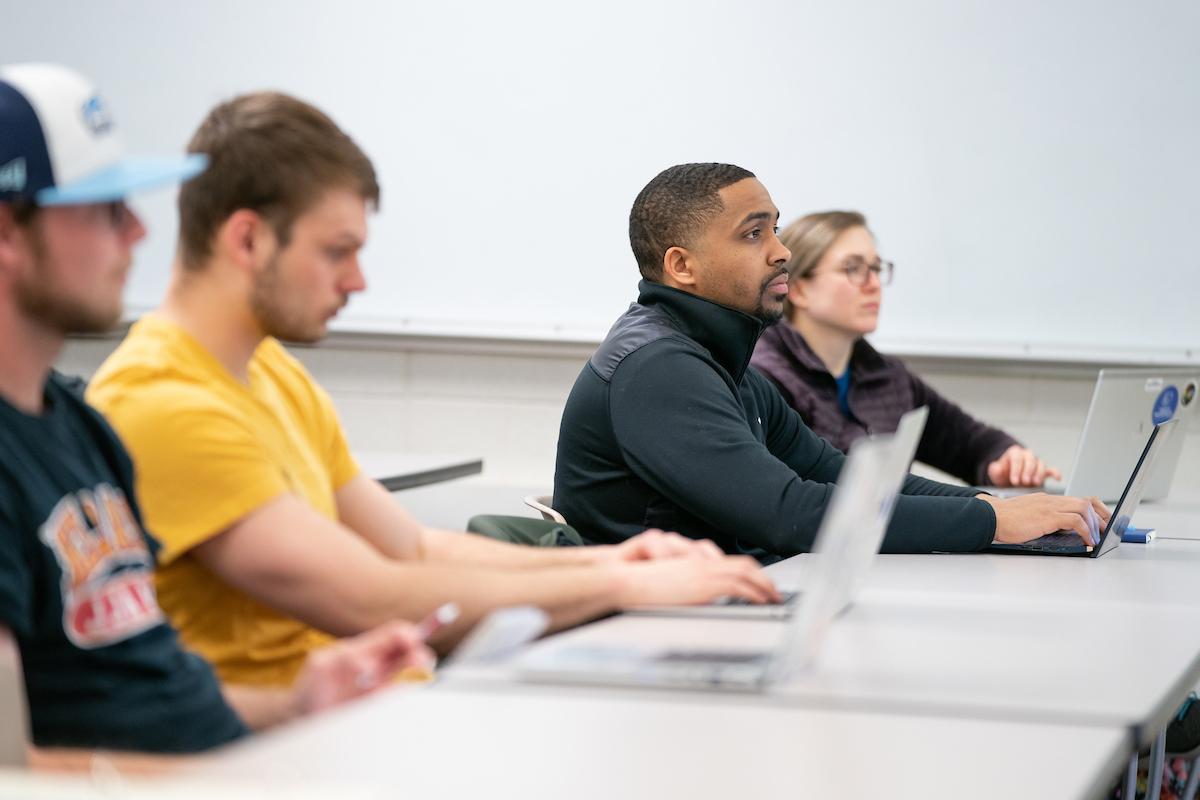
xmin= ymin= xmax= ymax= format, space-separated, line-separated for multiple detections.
xmin=87 ymin=91 xmax=779 ymax=687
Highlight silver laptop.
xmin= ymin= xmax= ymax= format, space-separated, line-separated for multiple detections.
xmin=1064 ymin=369 xmax=1197 ymax=502
xmin=624 ymin=407 xmax=930 ymax=620
xmin=987 ymin=368 xmax=1195 ymax=501
xmin=514 ymin=433 xmax=910 ymax=692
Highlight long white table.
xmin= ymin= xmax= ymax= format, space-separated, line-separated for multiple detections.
xmin=1134 ymin=500 xmax=1200 ymax=541
xmin=767 ymin=538 xmax=1200 ymax=617
xmin=197 ymin=490 xmax=1200 ymax=799
xmin=199 ymin=684 xmax=1131 ymax=800
xmin=478 ymin=594 xmax=1200 ymax=750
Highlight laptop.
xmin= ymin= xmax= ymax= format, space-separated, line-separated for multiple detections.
xmin=624 ymin=406 xmax=930 ymax=620
xmin=1065 ymin=368 xmax=1197 ymax=502
xmin=988 ymin=418 xmax=1179 ymax=557
xmin=989 ymin=368 xmax=1196 ymax=501
xmin=514 ymin=433 xmax=909 ymax=692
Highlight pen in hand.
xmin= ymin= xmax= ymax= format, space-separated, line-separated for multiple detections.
xmin=354 ymin=602 xmax=461 ymax=689
xmin=415 ymin=601 xmax=461 ymax=641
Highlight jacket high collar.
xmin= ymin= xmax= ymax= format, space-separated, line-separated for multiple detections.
xmin=636 ymin=280 xmax=767 ymax=384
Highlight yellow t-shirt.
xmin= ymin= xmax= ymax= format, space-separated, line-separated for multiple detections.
xmin=86 ymin=314 xmax=360 ymax=687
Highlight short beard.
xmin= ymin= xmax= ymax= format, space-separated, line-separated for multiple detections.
xmin=249 ymin=251 xmax=323 ymax=344
xmin=16 ymin=233 xmax=122 ymax=334
xmin=752 ymin=270 xmax=787 ymax=324
xmin=754 ymin=305 xmax=784 ymax=324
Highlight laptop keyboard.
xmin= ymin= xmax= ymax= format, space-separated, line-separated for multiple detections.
xmin=718 ymin=590 xmax=800 ymax=607
xmin=1025 ymin=531 xmax=1088 ymax=549
xmin=653 ymin=650 xmax=771 ymax=688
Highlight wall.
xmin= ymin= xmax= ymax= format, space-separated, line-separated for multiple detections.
xmin=57 ymin=334 xmax=1200 ymax=531
xmin=7 ymin=0 xmax=1199 ymax=362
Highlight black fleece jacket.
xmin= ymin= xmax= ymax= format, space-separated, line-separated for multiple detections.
xmin=553 ymin=281 xmax=997 ymax=564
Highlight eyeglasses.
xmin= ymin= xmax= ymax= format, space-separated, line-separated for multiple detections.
xmin=809 ymin=256 xmax=894 ymax=287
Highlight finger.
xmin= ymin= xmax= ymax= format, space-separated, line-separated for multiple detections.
xmin=732 ymin=560 xmax=781 ymax=603
xmin=662 ymin=532 xmax=703 ymax=557
xmin=1020 ymin=453 xmax=1039 ymax=486
xmin=1046 ymin=465 xmax=1063 ymax=481
xmin=1009 ymin=452 xmax=1021 ymax=486
xmin=987 ymin=458 xmax=1004 ymax=487
xmin=725 ymin=572 xmax=773 ymax=605
xmin=1090 ymin=496 xmax=1112 ymax=523
xmin=1056 ymin=511 xmax=1094 ymax=545
xmin=990 ymin=453 xmax=1014 ymax=487
xmin=351 ymin=621 xmax=434 ymax=669
xmin=694 ymin=539 xmax=725 ymax=560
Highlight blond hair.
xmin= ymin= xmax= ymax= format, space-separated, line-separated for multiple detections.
xmin=779 ymin=211 xmax=869 ymax=319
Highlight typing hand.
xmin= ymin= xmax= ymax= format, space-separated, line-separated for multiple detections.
xmin=615 ymin=555 xmax=782 ymax=607
xmin=604 ymin=529 xmax=725 ymax=563
xmin=986 ymin=445 xmax=1062 ymax=487
xmin=976 ymin=493 xmax=1112 ymax=545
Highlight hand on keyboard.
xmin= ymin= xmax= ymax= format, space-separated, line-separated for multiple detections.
xmin=976 ymin=493 xmax=1110 ymax=546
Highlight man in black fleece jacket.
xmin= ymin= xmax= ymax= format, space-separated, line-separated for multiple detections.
xmin=553 ymin=163 xmax=1108 ymax=564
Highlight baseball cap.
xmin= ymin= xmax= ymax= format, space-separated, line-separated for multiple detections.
xmin=0 ymin=63 xmax=206 ymax=206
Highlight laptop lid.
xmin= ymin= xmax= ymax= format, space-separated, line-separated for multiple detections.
xmin=1066 ymin=369 xmax=1198 ymax=502
xmin=1093 ymin=418 xmax=1181 ymax=557
xmin=768 ymin=410 xmax=928 ymax=682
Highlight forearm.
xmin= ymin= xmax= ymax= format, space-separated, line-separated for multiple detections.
xmin=881 ymin=495 xmax=995 ymax=553
xmin=418 ymin=527 xmax=604 ymax=568
xmin=327 ymin=559 xmax=628 ymax=649
xmin=27 ymin=746 xmax=193 ymax=774
xmin=900 ymin=472 xmax=980 ymax=498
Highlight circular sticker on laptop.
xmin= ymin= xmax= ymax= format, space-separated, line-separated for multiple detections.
xmin=1184 ymin=381 xmax=1197 ymax=408
xmin=1152 ymin=386 xmax=1179 ymax=424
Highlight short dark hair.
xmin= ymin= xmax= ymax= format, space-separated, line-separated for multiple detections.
xmin=177 ymin=91 xmax=380 ymax=269
xmin=628 ymin=163 xmax=756 ymax=281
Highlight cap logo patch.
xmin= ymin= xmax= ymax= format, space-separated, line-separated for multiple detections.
xmin=80 ymin=94 xmax=113 ymax=136
xmin=0 ymin=157 xmax=27 ymax=192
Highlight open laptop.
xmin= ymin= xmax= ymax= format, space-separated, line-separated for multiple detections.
xmin=1065 ymin=368 xmax=1197 ymax=502
xmin=988 ymin=418 xmax=1179 ymax=557
xmin=514 ymin=433 xmax=908 ymax=692
xmin=990 ymin=368 xmax=1196 ymax=501
xmin=625 ymin=406 xmax=929 ymax=620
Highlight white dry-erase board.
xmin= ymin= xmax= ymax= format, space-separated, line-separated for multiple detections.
xmin=7 ymin=0 xmax=1199 ymax=363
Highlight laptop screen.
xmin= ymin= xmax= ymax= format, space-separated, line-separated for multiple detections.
xmin=1096 ymin=418 xmax=1180 ymax=556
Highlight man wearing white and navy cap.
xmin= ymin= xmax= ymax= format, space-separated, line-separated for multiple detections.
xmin=0 ymin=63 xmax=434 ymax=762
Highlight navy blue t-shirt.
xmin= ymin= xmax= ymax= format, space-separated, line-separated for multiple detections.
xmin=0 ymin=373 xmax=247 ymax=752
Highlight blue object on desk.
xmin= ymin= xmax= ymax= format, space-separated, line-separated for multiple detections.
xmin=1121 ymin=526 xmax=1156 ymax=544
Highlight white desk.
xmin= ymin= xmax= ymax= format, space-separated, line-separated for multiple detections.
xmin=199 ymin=685 xmax=1131 ymax=800
xmin=767 ymin=539 xmax=1200 ymax=621
xmin=488 ymin=598 xmax=1200 ymax=749
xmin=356 ymin=451 xmax=483 ymax=492
xmin=1135 ymin=500 xmax=1200 ymax=541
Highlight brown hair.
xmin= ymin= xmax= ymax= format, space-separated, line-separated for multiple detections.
xmin=177 ymin=91 xmax=380 ymax=269
xmin=779 ymin=210 xmax=869 ymax=318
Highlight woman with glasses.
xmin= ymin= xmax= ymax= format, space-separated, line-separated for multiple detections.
xmin=751 ymin=210 xmax=1058 ymax=488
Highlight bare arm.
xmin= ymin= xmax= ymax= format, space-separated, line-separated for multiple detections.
xmin=191 ymin=495 xmax=778 ymax=648
xmin=21 ymin=622 xmax=434 ymax=767
xmin=335 ymin=473 xmax=726 ymax=568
